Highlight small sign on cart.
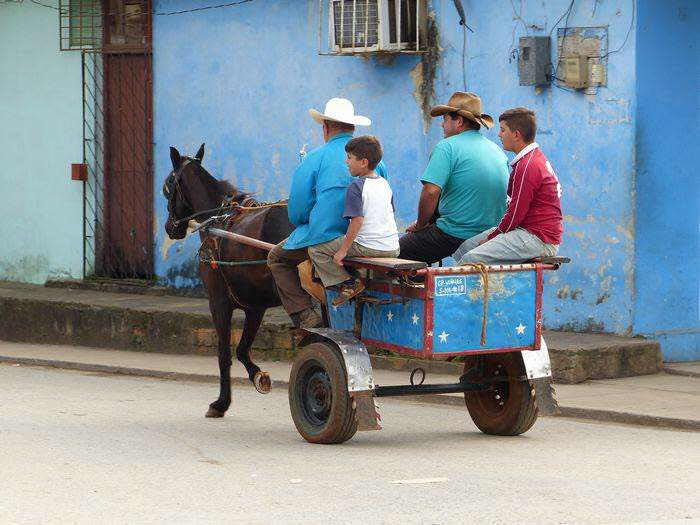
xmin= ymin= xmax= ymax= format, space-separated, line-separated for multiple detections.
xmin=435 ymin=276 xmax=467 ymax=296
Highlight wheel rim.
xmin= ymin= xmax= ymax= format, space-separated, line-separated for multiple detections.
xmin=468 ymin=360 xmax=512 ymax=414
xmin=480 ymin=362 xmax=510 ymax=413
xmin=300 ymin=363 xmax=332 ymax=427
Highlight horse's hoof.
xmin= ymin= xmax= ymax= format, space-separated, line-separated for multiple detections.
xmin=253 ymin=371 xmax=272 ymax=394
xmin=205 ymin=407 xmax=225 ymax=418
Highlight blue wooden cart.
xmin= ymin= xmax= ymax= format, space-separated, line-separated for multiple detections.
xmin=289 ymin=257 xmax=565 ymax=444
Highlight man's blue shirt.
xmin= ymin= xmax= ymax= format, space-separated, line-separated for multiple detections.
xmin=285 ymin=132 xmax=387 ymax=250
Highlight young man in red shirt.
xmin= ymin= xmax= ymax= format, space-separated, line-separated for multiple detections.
xmin=455 ymin=107 xmax=563 ymax=264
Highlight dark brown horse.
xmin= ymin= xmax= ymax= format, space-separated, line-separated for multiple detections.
xmin=163 ymin=144 xmax=293 ymax=417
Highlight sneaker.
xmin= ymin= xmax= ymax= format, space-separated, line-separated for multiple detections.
xmin=294 ymin=308 xmax=323 ymax=329
xmin=332 ymin=279 xmax=366 ymax=307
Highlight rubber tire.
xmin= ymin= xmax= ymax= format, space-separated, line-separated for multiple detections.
xmin=289 ymin=342 xmax=358 ymax=444
xmin=464 ymin=352 xmax=538 ymax=436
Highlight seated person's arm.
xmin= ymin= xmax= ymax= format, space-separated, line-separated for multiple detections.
xmin=407 ymin=182 xmax=441 ymax=232
xmin=287 ymin=154 xmax=318 ymax=225
xmin=333 ymin=217 xmax=364 ymax=265
xmin=487 ymin=170 xmax=536 ymax=241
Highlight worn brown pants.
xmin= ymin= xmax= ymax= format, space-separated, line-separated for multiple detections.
xmin=267 ymin=238 xmax=312 ymax=316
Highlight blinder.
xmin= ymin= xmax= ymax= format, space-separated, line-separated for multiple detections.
xmin=163 ymin=157 xmax=198 ymax=214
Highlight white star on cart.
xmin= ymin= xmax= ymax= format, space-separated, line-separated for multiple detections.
xmin=387 ymin=311 xmax=393 ymax=321
xmin=332 ymin=304 xmax=339 ymax=311
xmin=438 ymin=331 xmax=449 ymax=343
xmin=515 ymin=323 xmax=526 ymax=335
xmin=411 ymin=313 xmax=419 ymax=325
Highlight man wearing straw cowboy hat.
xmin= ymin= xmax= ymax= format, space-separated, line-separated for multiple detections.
xmin=399 ymin=91 xmax=509 ymax=264
xmin=267 ymin=97 xmax=387 ymax=329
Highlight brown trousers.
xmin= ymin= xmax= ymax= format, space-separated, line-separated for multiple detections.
xmin=267 ymin=238 xmax=312 ymax=316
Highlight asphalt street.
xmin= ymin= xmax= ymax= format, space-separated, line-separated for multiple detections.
xmin=1 ymin=363 xmax=699 ymax=525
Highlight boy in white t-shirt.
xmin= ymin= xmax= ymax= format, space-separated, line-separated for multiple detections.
xmin=308 ymin=136 xmax=400 ymax=306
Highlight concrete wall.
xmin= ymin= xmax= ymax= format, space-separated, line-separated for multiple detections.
xmin=153 ymin=0 xmax=639 ymax=333
xmin=0 ymin=4 xmax=84 ymax=283
xmin=634 ymin=2 xmax=700 ymax=360
xmin=435 ymin=0 xmax=638 ymax=336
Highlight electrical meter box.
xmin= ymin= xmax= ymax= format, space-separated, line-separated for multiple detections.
xmin=563 ymin=55 xmax=590 ymax=89
xmin=518 ymin=36 xmax=551 ymax=86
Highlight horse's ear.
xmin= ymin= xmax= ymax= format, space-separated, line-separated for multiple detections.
xmin=195 ymin=143 xmax=205 ymax=162
xmin=170 ymin=147 xmax=181 ymax=171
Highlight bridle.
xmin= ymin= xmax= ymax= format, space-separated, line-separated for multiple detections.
xmin=163 ymin=157 xmax=197 ymax=221
xmin=163 ymin=157 xmax=261 ymax=227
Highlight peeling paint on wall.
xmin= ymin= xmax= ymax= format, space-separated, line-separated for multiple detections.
xmin=411 ymin=12 xmax=439 ymax=133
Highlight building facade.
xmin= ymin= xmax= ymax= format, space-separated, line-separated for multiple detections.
xmin=1 ymin=0 xmax=698 ymax=360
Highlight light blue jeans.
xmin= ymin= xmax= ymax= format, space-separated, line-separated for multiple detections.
xmin=454 ymin=227 xmax=558 ymax=265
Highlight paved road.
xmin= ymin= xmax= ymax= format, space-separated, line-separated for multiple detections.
xmin=1 ymin=364 xmax=698 ymax=525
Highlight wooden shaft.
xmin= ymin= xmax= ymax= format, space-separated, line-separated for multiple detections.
xmin=208 ymin=228 xmax=276 ymax=252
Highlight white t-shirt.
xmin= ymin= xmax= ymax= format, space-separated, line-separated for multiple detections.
xmin=343 ymin=175 xmax=400 ymax=251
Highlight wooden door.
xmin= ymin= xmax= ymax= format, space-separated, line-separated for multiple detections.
xmin=102 ymin=0 xmax=153 ymax=278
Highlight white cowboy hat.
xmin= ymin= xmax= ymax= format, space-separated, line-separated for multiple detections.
xmin=309 ymin=98 xmax=371 ymax=126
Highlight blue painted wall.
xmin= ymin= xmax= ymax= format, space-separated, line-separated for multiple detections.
xmin=152 ymin=1 xmax=697 ymax=358
xmin=0 ymin=4 xmax=84 ymax=283
xmin=634 ymin=2 xmax=700 ymax=360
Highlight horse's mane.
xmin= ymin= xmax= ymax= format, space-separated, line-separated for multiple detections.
xmin=217 ymin=179 xmax=250 ymax=202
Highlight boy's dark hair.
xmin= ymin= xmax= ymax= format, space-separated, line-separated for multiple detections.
xmin=448 ymin=111 xmax=480 ymax=131
xmin=499 ymin=107 xmax=537 ymax=143
xmin=345 ymin=135 xmax=383 ymax=170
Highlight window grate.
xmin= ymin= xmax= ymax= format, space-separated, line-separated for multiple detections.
xmin=60 ymin=0 xmax=151 ymax=52
xmin=332 ymin=0 xmax=379 ymax=49
xmin=323 ymin=0 xmax=427 ymax=55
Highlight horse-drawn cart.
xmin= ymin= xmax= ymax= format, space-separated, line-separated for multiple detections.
xmin=289 ymin=257 xmax=563 ymax=444
xmin=163 ymin=147 xmax=562 ymax=445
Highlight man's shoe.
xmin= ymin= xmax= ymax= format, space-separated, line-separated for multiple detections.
xmin=332 ymin=279 xmax=366 ymax=307
xmin=294 ymin=308 xmax=323 ymax=329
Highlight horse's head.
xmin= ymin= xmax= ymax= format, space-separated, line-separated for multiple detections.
xmin=163 ymin=143 xmax=249 ymax=240
xmin=163 ymin=144 xmax=209 ymax=239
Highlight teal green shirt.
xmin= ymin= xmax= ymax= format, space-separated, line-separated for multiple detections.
xmin=421 ymin=130 xmax=509 ymax=239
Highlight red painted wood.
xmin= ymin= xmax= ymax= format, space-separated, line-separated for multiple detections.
xmin=101 ymin=1 xmax=153 ymax=278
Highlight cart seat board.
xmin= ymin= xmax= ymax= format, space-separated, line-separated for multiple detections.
xmin=525 ymin=256 xmax=571 ymax=265
xmin=343 ymin=257 xmax=428 ymax=271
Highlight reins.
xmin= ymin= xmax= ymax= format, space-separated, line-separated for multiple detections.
xmin=173 ymin=198 xmax=288 ymax=226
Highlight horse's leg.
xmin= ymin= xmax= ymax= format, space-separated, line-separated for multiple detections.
xmin=235 ymin=308 xmax=271 ymax=394
xmin=205 ymin=288 xmax=236 ymax=418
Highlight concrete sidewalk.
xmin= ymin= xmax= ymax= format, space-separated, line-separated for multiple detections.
xmin=1 ymin=341 xmax=697 ymax=431
xmin=0 ymin=281 xmax=663 ymax=384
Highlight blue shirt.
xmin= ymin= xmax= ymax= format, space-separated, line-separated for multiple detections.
xmin=285 ymin=132 xmax=387 ymax=249
xmin=421 ymin=130 xmax=509 ymax=239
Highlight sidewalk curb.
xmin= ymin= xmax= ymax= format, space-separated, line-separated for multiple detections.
xmin=664 ymin=366 xmax=700 ymax=379
xmin=556 ymin=406 xmax=700 ymax=432
xmin=3 ymin=355 xmax=697 ymax=432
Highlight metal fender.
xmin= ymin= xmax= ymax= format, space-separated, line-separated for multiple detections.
xmin=521 ymin=336 xmax=560 ymax=416
xmin=298 ymin=328 xmax=381 ymax=431
xmin=521 ymin=336 xmax=553 ymax=379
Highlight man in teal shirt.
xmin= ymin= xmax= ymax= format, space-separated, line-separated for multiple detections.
xmin=267 ymin=98 xmax=387 ymax=328
xmin=399 ymin=92 xmax=509 ymax=263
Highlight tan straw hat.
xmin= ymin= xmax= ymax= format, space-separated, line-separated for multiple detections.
xmin=309 ymin=98 xmax=371 ymax=126
xmin=430 ymin=91 xmax=494 ymax=129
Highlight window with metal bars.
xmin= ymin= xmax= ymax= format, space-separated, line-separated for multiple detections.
xmin=326 ymin=0 xmax=427 ymax=54
xmin=59 ymin=0 xmax=151 ymax=51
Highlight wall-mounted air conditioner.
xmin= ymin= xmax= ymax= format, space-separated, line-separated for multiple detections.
xmin=328 ymin=0 xmax=427 ymax=55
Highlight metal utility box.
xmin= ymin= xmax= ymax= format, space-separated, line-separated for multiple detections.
xmin=518 ymin=36 xmax=551 ymax=86
xmin=563 ymin=55 xmax=590 ymax=89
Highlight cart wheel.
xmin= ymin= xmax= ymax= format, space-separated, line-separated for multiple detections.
xmin=289 ymin=342 xmax=357 ymax=444
xmin=464 ymin=352 xmax=538 ymax=436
